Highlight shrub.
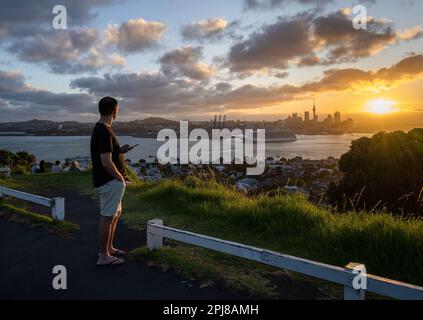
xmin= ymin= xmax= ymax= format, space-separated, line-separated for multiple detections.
xmin=329 ymin=129 xmax=423 ymax=217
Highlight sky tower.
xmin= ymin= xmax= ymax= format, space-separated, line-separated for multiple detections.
xmin=313 ymin=97 xmax=317 ymax=122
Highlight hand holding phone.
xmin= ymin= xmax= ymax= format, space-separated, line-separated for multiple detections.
xmin=128 ymin=144 xmax=139 ymax=151
xmin=121 ymin=144 xmax=139 ymax=154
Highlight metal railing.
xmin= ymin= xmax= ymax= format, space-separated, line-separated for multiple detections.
xmin=147 ymin=219 xmax=423 ymax=300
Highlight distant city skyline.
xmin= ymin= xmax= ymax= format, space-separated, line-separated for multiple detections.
xmin=0 ymin=0 xmax=422 ymax=127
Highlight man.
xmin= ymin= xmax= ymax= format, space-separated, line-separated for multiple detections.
xmin=90 ymin=97 xmax=133 ymax=267
xmin=51 ymin=161 xmax=64 ymax=174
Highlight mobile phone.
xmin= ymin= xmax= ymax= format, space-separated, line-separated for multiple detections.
xmin=129 ymin=144 xmax=140 ymax=150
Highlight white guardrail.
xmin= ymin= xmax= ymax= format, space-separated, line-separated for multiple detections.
xmin=0 ymin=186 xmax=65 ymax=221
xmin=147 ymin=219 xmax=423 ymax=300
xmin=0 ymin=167 xmax=11 ymax=177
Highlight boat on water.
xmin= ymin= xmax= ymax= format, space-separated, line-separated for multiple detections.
xmin=251 ymin=131 xmax=297 ymax=143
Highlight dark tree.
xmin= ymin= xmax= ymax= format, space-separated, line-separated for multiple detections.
xmin=329 ymin=129 xmax=423 ymax=217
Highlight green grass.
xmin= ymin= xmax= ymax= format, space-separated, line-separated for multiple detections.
xmin=0 ymin=173 xmax=85 ymax=237
xmin=123 ymin=176 xmax=423 ymax=289
xmin=130 ymin=244 xmax=290 ymax=299
xmin=0 ymin=202 xmax=79 ymax=237
xmin=0 ymin=171 xmax=94 ymax=197
xmin=2 ymin=172 xmax=421 ymax=298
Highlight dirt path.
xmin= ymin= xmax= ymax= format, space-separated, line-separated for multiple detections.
xmin=0 ymin=187 xmax=242 ymax=300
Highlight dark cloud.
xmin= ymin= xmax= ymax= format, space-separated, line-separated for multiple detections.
xmin=5 ymin=17 xmax=166 ymax=74
xmin=0 ymin=1 xmax=128 ymax=74
xmin=8 ymin=29 xmax=125 ymax=74
xmin=302 ymin=54 xmax=423 ymax=92
xmin=228 ymin=16 xmax=314 ymax=72
xmin=159 ymin=47 xmax=213 ymax=81
xmin=313 ymin=10 xmax=397 ymax=64
xmin=70 ymin=72 xmax=211 ymax=115
xmin=243 ymin=0 xmax=376 ymax=11
xmin=0 ymin=0 xmax=118 ymax=39
xmin=0 ymin=70 xmax=25 ymax=92
xmin=68 ymin=54 xmax=423 ymax=117
xmin=228 ymin=9 xmax=420 ymax=73
xmin=0 ymin=70 xmax=96 ymax=120
xmin=2 ymin=52 xmax=422 ymax=121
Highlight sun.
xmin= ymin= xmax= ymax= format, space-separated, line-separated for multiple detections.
xmin=365 ymin=99 xmax=398 ymax=115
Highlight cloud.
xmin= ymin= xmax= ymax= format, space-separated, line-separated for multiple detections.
xmin=3 ymin=53 xmax=422 ymax=121
xmin=397 ymin=26 xmax=423 ymax=41
xmin=0 ymin=2 xmax=164 ymax=73
xmin=0 ymin=70 xmax=26 ymax=92
xmin=228 ymin=15 xmax=315 ymax=72
xmin=68 ymin=54 xmax=423 ymax=117
xmin=302 ymin=54 xmax=423 ymax=93
xmin=0 ymin=70 xmax=96 ymax=121
xmin=243 ymin=0 xmax=376 ymax=11
xmin=227 ymin=9 xmax=420 ymax=73
xmin=159 ymin=47 xmax=213 ymax=81
xmin=106 ymin=19 xmax=166 ymax=53
xmin=181 ymin=18 xmax=237 ymax=42
xmin=70 ymin=71 xmax=213 ymax=116
xmin=0 ymin=0 xmax=118 ymax=39
xmin=313 ymin=11 xmax=398 ymax=64
xmin=8 ymin=29 xmax=125 ymax=74
xmin=0 ymin=0 xmax=130 ymax=74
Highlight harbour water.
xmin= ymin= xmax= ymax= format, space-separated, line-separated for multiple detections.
xmin=0 ymin=134 xmax=372 ymax=163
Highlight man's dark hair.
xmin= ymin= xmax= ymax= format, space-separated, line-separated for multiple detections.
xmin=99 ymin=96 xmax=118 ymax=116
xmin=55 ymin=161 xmax=61 ymax=165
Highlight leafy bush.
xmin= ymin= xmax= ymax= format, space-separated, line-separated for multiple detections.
xmin=0 ymin=150 xmax=35 ymax=175
xmin=328 ymin=129 xmax=423 ymax=217
xmin=11 ymin=164 xmax=31 ymax=175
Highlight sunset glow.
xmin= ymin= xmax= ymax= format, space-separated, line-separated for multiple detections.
xmin=365 ymin=99 xmax=398 ymax=115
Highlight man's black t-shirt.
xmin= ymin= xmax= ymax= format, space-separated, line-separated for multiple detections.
xmin=90 ymin=123 xmax=126 ymax=188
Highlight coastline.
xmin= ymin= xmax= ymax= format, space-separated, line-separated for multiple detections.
xmin=0 ymin=131 xmax=376 ymax=138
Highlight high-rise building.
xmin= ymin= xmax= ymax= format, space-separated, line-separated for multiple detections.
xmin=218 ymin=115 xmax=222 ymax=129
xmin=223 ymin=115 xmax=227 ymax=128
xmin=213 ymin=115 xmax=217 ymax=128
xmin=334 ymin=112 xmax=341 ymax=124
xmin=304 ymin=111 xmax=310 ymax=122
xmin=312 ymin=98 xmax=317 ymax=122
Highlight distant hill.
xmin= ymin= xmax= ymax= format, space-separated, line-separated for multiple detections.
xmin=0 ymin=118 xmax=180 ymax=135
xmin=123 ymin=117 xmax=178 ymax=126
xmin=0 ymin=119 xmax=59 ymax=132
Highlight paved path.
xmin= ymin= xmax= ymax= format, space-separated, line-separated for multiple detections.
xmin=0 ymin=187 xmax=242 ymax=300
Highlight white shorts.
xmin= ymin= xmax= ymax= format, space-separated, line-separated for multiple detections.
xmin=95 ymin=179 xmax=126 ymax=218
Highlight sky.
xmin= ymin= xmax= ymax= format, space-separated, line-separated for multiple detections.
xmin=0 ymin=0 xmax=422 ymax=124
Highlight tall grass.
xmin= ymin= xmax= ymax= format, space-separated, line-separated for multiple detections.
xmin=129 ymin=176 xmax=423 ymax=286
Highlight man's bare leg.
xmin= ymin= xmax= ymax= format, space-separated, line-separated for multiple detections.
xmin=97 ymin=216 xmax=116 ymax=265
xmin=108 ymin=205 xmax=124 ymax=254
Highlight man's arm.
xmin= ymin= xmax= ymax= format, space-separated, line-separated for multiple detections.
xmin=100 ymin=152 xmax=126 ymax=184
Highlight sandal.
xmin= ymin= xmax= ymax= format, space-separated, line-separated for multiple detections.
xmin=110 ymin=249 xmax=127 ymax=257
xmin=96 ymin=257 xmax=125 ymax=267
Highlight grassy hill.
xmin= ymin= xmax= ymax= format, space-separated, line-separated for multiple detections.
xmin=1 ymin=171 xmax=422 ymax=298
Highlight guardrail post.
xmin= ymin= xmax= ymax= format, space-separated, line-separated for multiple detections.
xmin=344 ymin=263 xmax=366 ymax=300
xmin=147 ymin=219 xmax=163 ymax=251
xmin=52 ymin=197 xmax=65 ymax=221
